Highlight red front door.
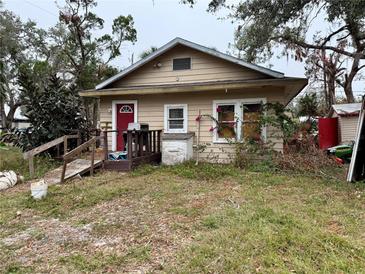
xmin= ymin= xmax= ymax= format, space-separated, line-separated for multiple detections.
xmin=116 ymin=103 xmax=135 ymax=151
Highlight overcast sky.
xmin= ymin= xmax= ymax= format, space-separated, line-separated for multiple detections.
xmin=3 ymin=0 xmax=364 ymax=98
xmin=4 ymin=0 xmax=306 ymax=74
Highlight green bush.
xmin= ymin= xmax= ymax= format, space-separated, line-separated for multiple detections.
xmin=3 ymin=72 xmax=88 ymax=151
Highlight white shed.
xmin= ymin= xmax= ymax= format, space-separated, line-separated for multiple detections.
xmin=330 ymin=103 xmax=361 ymax=144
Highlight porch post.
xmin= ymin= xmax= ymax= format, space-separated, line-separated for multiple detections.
xmin=157 ymin=130 xmax=161 ymax=153
xmin=153 ymin=131 xmax=156 ymax=153
xmin=127 ymin=131 xmax=133 ymax=160
xmin=138 ymin=131 xmax=144 ymax=156
xmin=103 ymin=130 xmax=108 ymax=160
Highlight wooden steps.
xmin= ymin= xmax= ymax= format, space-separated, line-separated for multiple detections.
xmin=44 ymin=159 xmax=103 ymax=185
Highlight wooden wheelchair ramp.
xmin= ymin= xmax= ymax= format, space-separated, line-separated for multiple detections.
xmin=44 ymin=159 xmax=103 ymax=185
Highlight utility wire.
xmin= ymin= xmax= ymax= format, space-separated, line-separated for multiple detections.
xmin=23 ymin=0 xmax=58 ymax=17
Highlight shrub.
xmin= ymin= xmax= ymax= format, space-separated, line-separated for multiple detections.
xmin=2 ymin=71 xmax=89 ymax=151
xmin=232 ymin=101 xmax=342 ymax=177
xmin=233 ymin=140 xmax=276 ymax=170
xmin=273 ymin=139 xmax=339 ymax=174
xmin=233 ymin=138 xmax=341 ymax=177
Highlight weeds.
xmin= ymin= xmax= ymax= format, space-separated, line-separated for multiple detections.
xmin=1 ymin=164 xmax=365 ymax=273
xmin=164 ymin=161 xmax=241 ymax=181
xmin=169 ymin=200 xmax=365 ymax=273
xmin=59 ymin=252 xmax=124 ymax=272
xmin=131 ymin=161 xmax=241 ymax=181
xmin=274 ymin=144 xmax=340 ymax=175
xmin=0 ymin=146 xmax=58 ymax=180
xmin=59 ymin=245 xmax=151 ymax=272
xmin=4 ymin=263 xmax=33 ymax=274
xmin=129 ymin=164 xmax=157 ymax=177
xmin=232 ymin=139 xmax=344 ymax=179
xmin=21 ymin=177 xmax=131 ymax=219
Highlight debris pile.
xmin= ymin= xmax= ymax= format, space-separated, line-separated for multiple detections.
xmin=0 ymin=170 xmax=23 ymax=191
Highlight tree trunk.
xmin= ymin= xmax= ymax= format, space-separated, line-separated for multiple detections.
xmin=0 ymin=101 xmax=6 ymax=130
xmin=344 ymin=81 xmax=355 ymax=103
xmin=323 ymin=58 xmax=337 ymax=108
xmin=323 ymin=73 xmax=329 ymax=110
xmin=4 ymin=104 xmax=19 ymax=130
xmin=327 ymin=75 xmax=336 ymax=106
xmin=343 ymin=55 xmax=361 ymax=103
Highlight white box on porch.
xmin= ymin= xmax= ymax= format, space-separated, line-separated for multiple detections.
xmin=162 ymin=133 xmax=194 ymax=165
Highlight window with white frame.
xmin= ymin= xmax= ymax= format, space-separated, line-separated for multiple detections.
xmin=164 ymin=104 xmax=188 ymax=133
xmin=213 ymin=99 xmax=266 ymax=143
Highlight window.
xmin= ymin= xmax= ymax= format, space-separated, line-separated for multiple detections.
xmin=217 ymin=104 xmax=237 ymax=139
xmin=241 ymin=103 xmax=262 ymax=141
xmin=164 ymin=104 xmax=188 ymax=133
xmin=213 ymin=99 xmax=266 ymax=143
xmin=119 ymin=105 xmax=133 ymax=113
xmin=173 ymin=58 xmax=191 ymax=70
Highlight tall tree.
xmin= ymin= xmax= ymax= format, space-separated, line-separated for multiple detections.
xmin=53 ymin=0 xmax=137 ymax=89
xmin=305 ymin=50 xmax=346 ymax=108
xmin=185 ymin=0 xmax=365 ymax=103
xmin=48 ymin=0 xmax=137 ymax=125
xmin=0 ymin=10 xmax=47 ymax=130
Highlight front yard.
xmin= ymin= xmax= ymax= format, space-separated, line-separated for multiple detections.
xmin=1 ymin=162 xmax=365 ymax=273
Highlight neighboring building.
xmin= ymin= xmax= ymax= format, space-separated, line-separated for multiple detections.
xmin=12 ymin=118 xmax=31 ymax=129
xmin=0 ymin=118 xmax=30 ymax=132
xmin=80 ymin=37 xmax=307 ymax=163
xmin=330 ymin=103 xmax=362 ymax=144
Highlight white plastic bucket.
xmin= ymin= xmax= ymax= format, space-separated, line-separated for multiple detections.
xmin=31 ymin=180 xmax=48 ymax=200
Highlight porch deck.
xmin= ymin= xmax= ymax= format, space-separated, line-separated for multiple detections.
xmin=102 ymin=129 xmax=162 ymax=172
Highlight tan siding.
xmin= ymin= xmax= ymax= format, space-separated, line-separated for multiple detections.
xmin=339 ymin=116 xmax=359 ymax=143
xmin=99 ymin=87 xmax=285 ymax=162
xmin=109 ymin=45 xmax=267 ymax=88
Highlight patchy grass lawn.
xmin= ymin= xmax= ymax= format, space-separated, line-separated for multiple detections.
xmin=1 ymin=162 xmax=365 ymax=273
xmin=0 ymin=146 xmax=58 ymax=180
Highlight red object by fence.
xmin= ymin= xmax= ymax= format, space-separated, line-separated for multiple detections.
xmin=318 ymin=117 xmax=339 ymax=149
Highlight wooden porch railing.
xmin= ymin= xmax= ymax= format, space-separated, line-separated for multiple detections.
xmin=102 ymin=129 xmax=162 ymax=160
xmin=22 ymin=129 xmax=162 ymax=182
xmin=23 ymin=133 xmax=81 ymax=178
xmin=126 ymin=129 xmax=162 ymax=160
xmin=61 ymin=136 xmax=103 ymax=183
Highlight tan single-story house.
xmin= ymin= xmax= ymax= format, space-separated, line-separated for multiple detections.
xmin=330 ymin=103 xmax=362 ymax=144
xmin=80 ymin=37 xmax=307 ymax=163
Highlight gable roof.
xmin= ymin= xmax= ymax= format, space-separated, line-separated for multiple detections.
xmin=96 ymin=37 xmax=285 ymax=90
